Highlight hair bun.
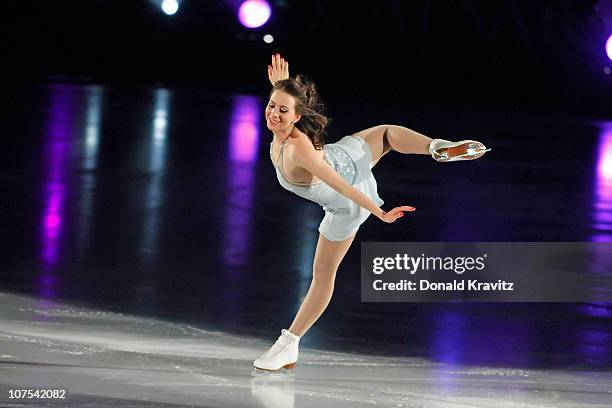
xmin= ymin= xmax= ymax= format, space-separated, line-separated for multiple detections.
xmin=297 ymin=75 xmax=316 ymax=95
xmin=296 ymin=75 xmax=319 ymax=109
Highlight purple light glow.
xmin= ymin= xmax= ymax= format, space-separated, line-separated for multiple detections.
xmin=597 ymin=135 xmax=612 ymax=183
xmin=431 ymin=310 xmax=466 ymax=366
xmin=46 ymin=213 xmax=61 ymax=229
xmin=607 ymin=34 xmax=612 ymax=62
xmin=593 ymin=209 xmax=612 ymax=223
xmin=219 ymin=95 xmax=261 ymax=321
xmin=39 ymin=85 xmax=75 ymax=299
xmin=238 ymin=0 xmax=271 ymax=28
xmin=223 ymin=95 xmax=260 ymax=268
xmin=228 ymin=96 xmax=260 ymax=162
xmin=578 ymin=327 xmax=610 ymax=364
xmin=578 ymin=303 xmax=612 ymax=319
xmin=589 ymin=123 xmax=612 ymax=317
xmin=42 ymin=187 xmax=63 ymax=265
xmin=592 ymin=122 xmax=612 ymax=241
xmin=40 ymin=274 xmax=55 ymax=286
xmin=45 ymin=213 xmax=61 ymax=230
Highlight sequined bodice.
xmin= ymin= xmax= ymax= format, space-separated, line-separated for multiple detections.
xmin=270 ymin=140 xmax=357 ymax=208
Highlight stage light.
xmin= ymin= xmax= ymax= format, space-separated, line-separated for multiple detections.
xmin=238 ymin=0 xmax=271 ymax=29
xmin=607 ymin=34 xmax=612 ymax=62
xmin=161 ymin=0 xmax=179 ymax=15
xmin=263 ymin=34 xmax=274 ymax=43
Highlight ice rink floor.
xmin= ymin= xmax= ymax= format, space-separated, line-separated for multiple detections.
xmin=1 ymin=292 xmax=611 ymax=408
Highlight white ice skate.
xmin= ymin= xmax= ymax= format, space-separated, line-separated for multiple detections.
xmin=253 ymin=329 xmax=300 ymax=371
xmin=429 ymin=139 xmax=491 ymax=162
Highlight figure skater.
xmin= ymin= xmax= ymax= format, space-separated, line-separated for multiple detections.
xmin=254 ymin=54 xmax=490 ymax=371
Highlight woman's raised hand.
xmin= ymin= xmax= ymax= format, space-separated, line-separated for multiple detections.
xmin=268 ymin=53 xmax=289 ymax=86
xmin=379 ymin=206 xmax=416 ymax=223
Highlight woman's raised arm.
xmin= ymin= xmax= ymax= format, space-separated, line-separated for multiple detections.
xmin=268 ymin=53 xmax=289 ymax=86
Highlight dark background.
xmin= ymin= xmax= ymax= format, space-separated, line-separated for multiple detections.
xmin=6 ymin=0 xmax=612 ymax=115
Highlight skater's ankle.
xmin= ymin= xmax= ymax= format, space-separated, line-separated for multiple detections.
xmin=285 ymin=328 xmax=302 ymax=339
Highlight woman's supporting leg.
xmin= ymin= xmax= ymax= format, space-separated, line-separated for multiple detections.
xmin=352 ymin=124 xmax=433 ymax=167
xmin=288 ymin=232 xmax=357 ymax=337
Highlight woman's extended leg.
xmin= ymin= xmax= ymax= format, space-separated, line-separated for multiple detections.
xmin=352 ymin=125 xmax=432 ymax=167
xmin=288 ymin=232 xmax=357 ymax=336
xmin=353 ymin=124 xmax=490 ymax=165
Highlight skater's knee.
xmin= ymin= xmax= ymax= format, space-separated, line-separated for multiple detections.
xmin=312 ymin=262 xmax=337 ymax=284
xmin=385 ymin=124 xmax=406 ymax=139
xmin=382 ymin=128 xmax=392 ymax=154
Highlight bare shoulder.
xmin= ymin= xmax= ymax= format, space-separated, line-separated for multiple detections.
xmin=284 ymin=131 xmax=317 ymax=160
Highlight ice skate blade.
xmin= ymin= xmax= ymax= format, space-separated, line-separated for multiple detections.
xmin=253 ymin=362 xmax=295 ymax=371
xmin=433 ymin=145 xmax=491 ymax=162
xmin=251 ymin=365 xmax=296 ymax=377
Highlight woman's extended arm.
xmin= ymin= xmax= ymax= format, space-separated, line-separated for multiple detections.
xmin=268 ymin=54 xmax=289 ymax=86
xmin=290 ymin=142 xmax=415 ymax=223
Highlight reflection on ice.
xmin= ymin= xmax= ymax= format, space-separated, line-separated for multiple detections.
xmin=251 ymin=371 xmax=295 ymax=408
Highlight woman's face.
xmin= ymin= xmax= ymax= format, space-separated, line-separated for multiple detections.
xmin=265 ymin=90 xmax=301 ymax=132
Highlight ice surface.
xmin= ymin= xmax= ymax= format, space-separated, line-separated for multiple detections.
xmin=0 ymin=292 xmax=611 ymax=407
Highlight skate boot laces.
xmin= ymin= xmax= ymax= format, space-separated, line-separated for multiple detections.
xmin=259 ymin=329 xmax=297 ymax=359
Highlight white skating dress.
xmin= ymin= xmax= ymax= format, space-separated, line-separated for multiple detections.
xmin=271 ymin=135 xmax=384 ymax=241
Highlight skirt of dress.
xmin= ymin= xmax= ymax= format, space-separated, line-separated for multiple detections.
xmin=318 ymin=135 xmax=384 ymax=241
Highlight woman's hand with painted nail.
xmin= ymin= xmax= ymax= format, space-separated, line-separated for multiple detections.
xmin=379 ymin=206 xmax=416 ymax=223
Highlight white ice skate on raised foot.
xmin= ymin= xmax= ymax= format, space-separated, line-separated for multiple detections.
xmin=253 ymin=329 xmax=300 ymax=371
xmin=429 ymin=139 xmax=491 ymax=162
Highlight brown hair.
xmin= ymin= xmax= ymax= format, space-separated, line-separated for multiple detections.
xmin=270 ymin=75 xmax=330 ymax=150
